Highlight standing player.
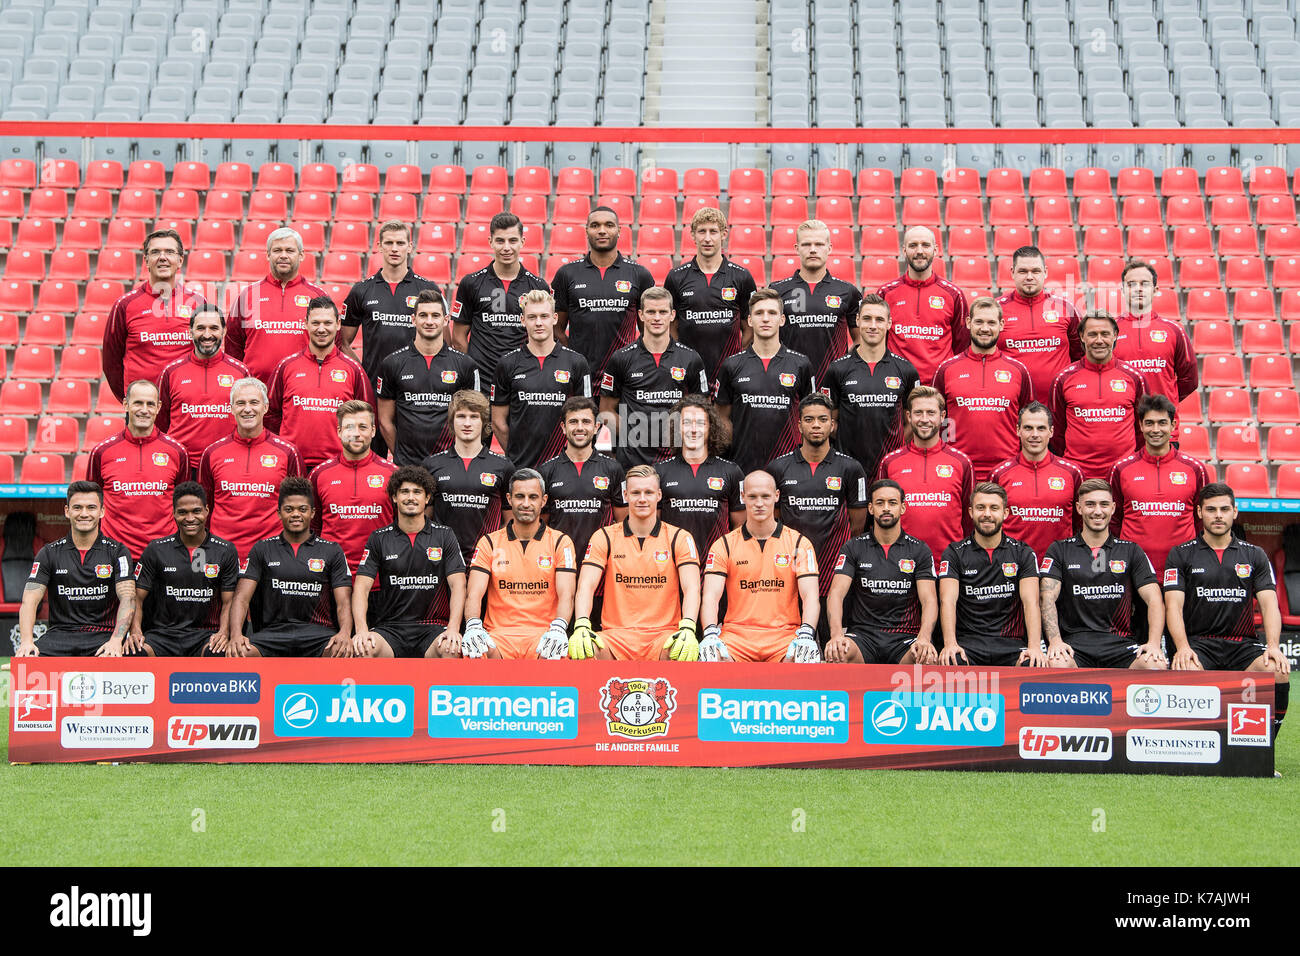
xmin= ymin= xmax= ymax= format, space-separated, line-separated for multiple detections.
xmin=937 ymin=483 xmax=1045 ymax=666
xmin=825 ymin=478 xmax=939 ymax=664
xmin=1114 ymin=260 xmax=1198 ymax=404
xmin=771 ymin=219 xmax=862 ymax=381
xmin=1050 ymin=311 xmax=1146 ymax=479
xmin=421 ymin=389 xmax=514 ymax=566
xmin=988 ymin=402 xmax=1084 ymax=562
xmin=933 ymin=296 xmax=1034 ymax=481
xmin=699 ymin=470 xmax=821 ymax=662
xmin=352 ymin=466 xmax=466 ymax=658
xmin=87 ymin=379 xmax=189 ymax=560
xmin=128 ymin=482 xmax=240 ymax=657
xmin=822 ymin=294 xmax=920 ymax=480
xmin=490 ymin=290 xmax=592 ymax=470
xmin=878 ymin=225 xmax=969 ymax=384
xmin=308 ymin=400 xmax=398 ymax=571
xmin=1164 ymin=484 xmax=1288 ymax=738
xmin=996 ymin=245 xmax=1083 ymax=400
xmin=376 ymin=289 xmax=480 ymax=465
xmin=567 ymin=465 xmax=701 ymax=661
xmin=713 ymin=288 xmax=814 ymax=474
xmin=265 ymin=296 xmax=375 ymax=470
xmin=600 ymin=286 xmax=708 ymax=467
xmin=877 ymin=385 xmax=975 ymax=564
xmin=552 ymin=205 xmax=655 ymax=374
xmin=224 ymin=226 xmax=327 ymax=384
xmin=664 ymin=207 xmax=758 ymax=380
xmin=156 ymin=303 xmax=249 ymax=474
xmin=537 ymin=397 xmax=627 ymax=561
xmin=451 ymin=212 xmax=551 ymax=386
xmin=1039 ymin=479 xmax=1166 ymax=669
xmin=198 ymin=377 xmax=303 ymax=562
xmin=226 ymin=477 xmax=353 ymax=658
xmin=16 ymin=481 xmax=135 ymax=657
xmin=103 ymin=228 xmax=209 ymax=401
xmin=655 ymin=395 xmax=745 ymax=555
xmin=1109 ymin=393 xmax=1208 ymax=576
xmin=462 ymin=469 xmax=578 ymax=660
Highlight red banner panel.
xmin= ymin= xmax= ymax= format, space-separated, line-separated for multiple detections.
xmin=8 ymin=659 xmax=1274 ymax=776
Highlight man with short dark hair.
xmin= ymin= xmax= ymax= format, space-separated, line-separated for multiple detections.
xmin=537 ymin=396 xmax=627 ymax=560
xmin=308 ymin=400 xmax=398 ymax=571
xmin=996 ymin=245 xmax=1083 ymax=400
xmin=878 ymin=225 xmax=969 ymax=383
xmin=772 ymin=219 xmax=863 ymax=381
xmin=988 ymin=402 xmax=1084 ymax=561
xmin=1114 ymin=259 xmax=1198 ymax=404
xmin=654 ymin=395 xmax=745 ymax=555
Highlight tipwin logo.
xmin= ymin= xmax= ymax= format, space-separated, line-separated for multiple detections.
xmin=1018 ymin=727 xmax=1112 ymax=761
xmin=601 ymin=677 xmax=676 ymax=739
xmin=1227 ymin=703 xmax=1271 ymax=747
xmin=167 ymin=716 xmax=260 ymax=749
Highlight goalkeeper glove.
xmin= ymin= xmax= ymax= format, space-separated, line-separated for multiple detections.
xmin=698 ymin=624 xmax=733 ymax=662
xmin=663 ymin=619 xmax=700 ymax=662
xmin=567 ymin=617 xmax=605 ymax=660
xmin=787 ymin=623 xmax=822 ymax=663
xmin=461 ymin=618 xmax=495 ymax=659
xmin=536 ymin=618 xmax=569 ymax=660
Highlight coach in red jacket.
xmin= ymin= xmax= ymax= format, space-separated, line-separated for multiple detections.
xmin=878 ymin=225 xmax=969 ymax=384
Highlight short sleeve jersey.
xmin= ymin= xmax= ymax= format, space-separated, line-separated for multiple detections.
xmin=491 ymin=344 xmax=592 ymax=469
xmin=600 ymin=338 xmax=709 ymax=466
xmin=135 ymin=532 xmax=240 ymax=640
xmin=771 ymin=272 xmax=862 ymax=381
xmin=582 ymin=519 xmax=699 ymax=632
xmin=821 ymin=348 xmax=920 ymax=478
xmin=663 ymin=256 xmax=758 ymax=378
xmin=938 ymin=534 xmax=1040 ymax=643
xmin=421 ymin=446 xmax=515 ymax=563
xmin=1162 ymin=536 xmax=1276 ymax=643
xmin=654 ymin=454 xmax=745 ymax=556
xmin=705 ymin=522 xmax=817 ymax=633
xmin=552 ymin=252 xmax=655 ymax=374
xmin=712 ymin=345 xmax=814 ymax=474
xmin=240 ymin=533 xmax=351 ymax=633
xmin=376 ymin=343 xmax=481 ymax=465
xmin=766 ymin=448 xmax=869 ymax=596
xmin=451 ymin=264 xmax=551 ymax=382
xmin=357 ymin=521 xmax=466 ymax=628
xmin=470 ymin=521 xmax=578 ymax=634
xmin=1040 ymin=536 xmax=1156 ymax=640
xmin=536 ymin=451 xmax=627 ymax=558
xmin=341 ymin=269 xmax=444 ymax=383
xmin=29 ymin=534 xmax=134 ymax=633
xmin=834 ymin=532 xmax=935 ymax=636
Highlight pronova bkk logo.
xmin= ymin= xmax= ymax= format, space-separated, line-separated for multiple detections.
xmin=601 ymin=677 xmax=676 ymax=738
xmin=862 ymin=691 xmax=1004 ymax=746
xmin=1020 ymin=682 xmax=1113 ymax=716
xmin=274 ymin=684 xmax=414 ymax=738
xmin=428 ymin=685 xmax=579 ymax=739
xmin=697 ymin=688 xmax=849 ymax=743
xmin=168 ymin=672 xmax=261 ymax=704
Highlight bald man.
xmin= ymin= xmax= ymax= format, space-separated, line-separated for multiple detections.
xmin=877 ymin=226 xmax=970 ymax=383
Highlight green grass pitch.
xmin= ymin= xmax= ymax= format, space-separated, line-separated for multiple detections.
xmin=3 ymin=661 xmax=1296 ymax=866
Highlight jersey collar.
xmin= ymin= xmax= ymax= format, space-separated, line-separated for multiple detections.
xmin=266 ymin=273 xmax=309 ymax=290
xmin=1082 ymin=354 xmax=1119 ymax=372
xmin=339 ymin=450 xmax=376 ymax=469
xmin=964 ymin=345 xmax=1002 ymax=360
xmin=122 ymin=426 xmax=160 ymax=445
xmin=1138 ymin=445 xmax=1177 ymax=465
xmin=1017 ymin=451 xmax=1054 ymax=470
xmin=189 ymin=349 xmax=230 ymax=368
xmin=687 ymin=255 xmax=731 ymax=275
xmin=1010 ymin=289 xmax=1047 ymax=305
xmin=622 ymin=517 xmax=662 ymax=537
xmin=231 ymin=428 xmax=267 ymax=446
xmin=899 ymin=272 xmax=938 ymax=289
xmin=505 ymin=519 xmax=547 ymax=542
xmin=741 ymin=520 xmax=784 ymax=541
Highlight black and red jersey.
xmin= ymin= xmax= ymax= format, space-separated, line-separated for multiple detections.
xmin=767 ymin=448 xmax=868 ymax=596
xmin=1050 ymin=356 xmax=1147 ymax=480
xmin=663 ymin=256 xmax=757 ymax=378
xmin=87 ymin=427 xmax=189 ymax=560
xmin=28 ymin=532 xmax=134 ymax=633
xmin=376 ymin=343 xmax=480 ymax=465
xmin=308 ymin=451 xmax=399 ymax=571
xmin=996 ymin=289 xmax=1083 ymax=401
xmin=265 ymin=346 xmax=376 ymax=469
xmin=421 ymin=446 xmax=514 ymax=563
xmin=1114 ymin=311 xmax=1198 ymax=403
xmin=225 ymin=273 xmax=328 ymax=384
xmin=357 ymin=520 xmax=465 ymax=628
xmin=988 ymin=452 xmax=1083 ymax=561
xmin=198 ymin=429 xmax=303 ymax=561
xmin=241 ymin=533 xmax=351 ymax=633
xmin=932 ymin=346 xmax=1034 ymax=480
xmin=452 ymin=263 xmax=551 ymax=383
xmin=155 ymin=350 xmax=249 ymax=465
xmin=876 ymin=440 xmax=975 ymax=564
xmin=834 ymin=531 xmax=935 ymax=637
xmin=877 ymin=273 xmax=969 ymax=384
xmin=135 ymin=532 xmax=240 ymax=641
xmin=938 ymin=533 xmax=1039 ymax=643
xmin=771 ymin=271 xmax=862 ymax=381
xmin=536 ymin=451 xmax=626 ymax=558
xmin=821 ymin=348 xmax=919 ymax=478
xmin=1109 ymin=447 xmax=1208 ymax=575
xmin=654 ymin=454 xmax=745 ymax=555
xmin=103 ymin=281 xmax=210 ymax=400
xmin=1163 ymin=536 xmax=1275 ymax=642
xmin=551 ymin=252 xmax=655 ymax=374
xmin=491 ymin=344 xmax=592 ymax=470
xmin=1040 ymin=535 xmax=1156 ymax=640
xmin=342 ymin=269 xmax=443 ymax=384
xmin=600 ymin=337 xmax=708 ymax=467
xmin=713 ymin=345 xmax=814 ymax=474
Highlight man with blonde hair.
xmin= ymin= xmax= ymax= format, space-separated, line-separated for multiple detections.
xmin=772 ymin=219 xmax=862 ymax=380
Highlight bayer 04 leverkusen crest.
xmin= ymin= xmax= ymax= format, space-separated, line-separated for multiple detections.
xmin=601 ymin=677 xmax=676 ymax=739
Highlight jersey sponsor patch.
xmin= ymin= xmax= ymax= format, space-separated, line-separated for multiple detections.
xmin=1047 ymin=476 xmax=1065 ymax=490
xmin=360 ymin=549 xmax=370 ymax=565
xmin=554 ymin=369 xmax=571 ymax=383
xmin=133 ymin=561 xmax=143 ymax=577
xmin=260 ymin=454 xmax=278 ymax=467
xmin=779 ymin=372 xmax=796 ymax=387
xmin=938 ymin=560 xmax=949 ymax=575
xmin=367 ymin=474 xmax=384 ymax=488
xmin=1170 ymin=471 xmax=1187 ymax=484
xmin=406 ymin=295 xmax=418 ymax=308
xmin=1164 ymin=568 xmax=1178 ymax=585
xmin=537 ymin=554 xmax=553 ymax=569
xmin=1150 ymin=330 xmax=1167 ymax=343
xmin=994 ymin=369 xmax=1012 ymax=384
xmin=835 ymin=553 xmax=846 ymax=570
xmin=330 ymin=369 xmax=348 ymax=383
xmin=928 ymin=295 xmax=944 ymax=309
xmin=308 ymin=558 xmax=325 ymax=572
xmin=95 ymin=564 xmax=112 ymax=579
xmin=1002 ymin=562 xmax=1017 ymax=577
xmin=721 ymin=287 xmax=737 ymax=301
xmin=295 ymin=294 xmax=309 ymax=307
xmin=705 ymin=552 xmax=716 ymax=570
xmin=898 ymin=558 xmax=915 ymax=573
xmin=707 ymin=476 xmax=725 ymax=491
xmin=600 ymin=372 xmax=614 ymax=390
xmin=152 ymin=452 xmax=169 ymax=466
xmin=670 ymin=366 xmax=685 ymax=381
xmin=217 ymin=373 xmax=235 ymax=387
xmin=204 ymin=563 xmax=220 ymax=578
xmin=450 ymin=299 xmax=463 ymax=319
xmin=480 ymin=473 xmax=497 ymax=487
xmin=1235 ymin=563 xmax=1252 ymax=578
xmin=615 ymin=280 xmax=631 ymax=293
xmin=593 ymin=475 xmax=610 ymax=490
xmin=427 ymin=547 xmax=442 ymax=561
xmin=1040 ymin=557 xmax=1053 ymax=573
xmin=441 ymin=370 xmax=458 ymax=384
xmin=935 ymin=464 xmax=954 ymax=478
xmin=885 ymin=376 xmax=902 ymax=388
xmin=825 ymin=476 xmax=841 ymax=490
xmin=1109 ymin=560 xmax=1127 ymax=573
xmin=825 ymin=295 xmax=842 ymax=307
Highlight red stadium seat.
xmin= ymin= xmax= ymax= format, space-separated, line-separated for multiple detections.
xmin=81 ymin=281 xmax=123 ymax=314
xmin=427 ymin=164 xmax=467 ymax=195
xmin=597 ymin=167 xmax=635 ymax=197
xmin=0 ymin=455 xmax=13 ymax=482
xmin=1201 ymin=353 xmax=1245 ymax=386
xmin=1209 ymin=195 xmax=1251 ymax=225
xmin=453 ymin=253 xmax=492 ymax=278
xmin=770 ymin=225 xmax=797 ymax=255
xmin=168 ymin=162 xmax=210 ymax=191
xmin=116 ymin=189 xmax=159 ymax=220
xmin=1282 ymin=289 xmax=1300 ymax=323
xmin=814 ymin=168 xmax=853 ymax=197
xmin=187 ymin=250 xmax=227 ymax=282
xmin=0 ymin=281 xmax=34 ymax=313
xmin=940 ymin=167 xmax=980 ymax=197
xmin=1077 ymin=196 xmax=1118 ymax=226
xmin=0 ymin=312 xmax=16 ymax=346
xmin=328 ymin=223 xmax=369 ymax=253
xmin=860 ymin=257 xmax=900 ymax=287
xmin=336 ymin=192 xmax=378 ymax=222
xmin=1176 ymin=256 xmax=1220 ymax=289
xmin=637 ymin=195 xmax=677 ymax=225
xmin=1045 ymin=255 xmax=1081 ymax=289
xmin=469 ymin=165 xmax=508 ymax=196
xmin=727 ymin=226 xmax=766 ymax=256
xmin=1257 ymin=389 xmax=1300 ymax=423
xmin=322 ymin=252 xmax=362 ymax=283
xmin=1028 ymin=166 xmax=1068 ymax=198
xmin=1256 ymin=194 xmax=1297 ymax=225
xmin=770 ymin=195 xmax=808 ymax=225
xmin=1191 ymin=321 xmax=1235 ymax=354
xmin=1160 ymin=167 xmax=1200 ymax=197
xmin=556 ymin=167 xmax=594 ymax=196
xmin=194 ymin=220 xmax=236 ymax=251
xmin=20 ymin=454 xmax=66 ymax=483
xmin=22 ymin=312 xmax=64 ymax=345
xmin=416 ymin=222 xmax=456 ymax=253
xmin=1080 ymin=225 xmax=1122 ymax=256
xmin=727 ymin=195 xmax=765 ymax=224
xmin=1270 ymin=256 xmax=1300 ymax=288
xmin=422 ymin=193 xmax=462 ymax=223
xmin=70 ymin=188 xmax=113 ymax=221
xmin=1120 ymin=195 xmax=1162 ymax=226
xmin=462 ymin=193 xmax=502 ymax=224
xmin=639 ymin=256 xmax=673 ymax=284
xmin=106 ymin=217 xmax=146 ymax=250
xmin=1185 ymin=287 xmax=1228 ymax=321
xmin=199 ymin=190 xmax=240 ymax=221
xmin=38 ymin=160 xmax=79 ymax=189
xmin=1204 ymin=166 xmax=1244 ymax=196
xmin=1207 ymin=387 xmax=1252 ymax=421
xmin=59 ymin=346 xmax=102 ymax=380
xmin=1176 ymin=424 xmax=1211 ymax=459
xmin=0 ymin=159 xmax=36 ymax=189
xmin=237 ymin=220 xmax=275 ymax=253
xmin=772 ymin=255 xmax=798 ymax=277
xmin=1216 ymin=224 xmax=1259 ymax=256
xmin=636 ymin=167 xmax=676 ymax=197
xmin=900 ymin=168 xmax=938 ymax=197
xmin=231 ymin=251 xmax=265 ymax=282
xmin=319 ymin=283 xmax=349 ymax=310
xmin=4 ymin=249 xmax=45 ymax=282
xmin=1126 ymin=226 xmax=1168 ymax=257
xmin=518 ymin=253 xmax=540 ymax=275
xmin=15 ymin=218 xmax=56 ymax=248
xmin=70 ymin=453 xmax=89 ymax=481
xmin=856 ymin=196 xmax=895 ymax=226
xmin=1036 ymin=225 xmax=1077 ymax=256
xmin=1072 ymin=167 xmax=1113 ymax=197
xmin=0 ymin=416 xmax=29 ymax=454
xmin=213 ymin=162 xmax=253 ymax=192
xmin=950 ymin=257 xmax=993 ymax=288
xmin=48 ymin=250 xmax=90 ymax=281
xmin=508 ymin=166 xmax=549 ymax=197
xmin=1263 ymin=225 xmax=1300 ymax=257
xmin=0 ymin=187 xmax=24 ymax=218
xmin=246 ymin=190 xmax=287 ymax=221
xmin=460 ymin=223 xmax=491 ymax=252
xmin=159 ymin=189 xmax=201 ymax=220
xmin=10 ymin=345 xmax=56 ymax=380
xmin=254 ymin=162 xmax=296 ymax=193
xmin=772 ymin=168 xmax=809 ymax=197
xmin=681 ymin=195 xmax=718 ymax=225
xmin=28 ymin=188 xmax=69 ymax=220
xmin=902 ymin=196 xmax=940 ymax=225
xmin=1215 ymin=425 xmax=1263 ymax=461
xmin=411 ymin=253 xmax=450 ymax=284
xmin=32 ymin=415 xmax=78 ymax=454
xmin=1247 ymin=165 xmax=1288 ymax=195
xmin=508 ymin=193 xmax=547 ymax=227
xmin=35 ymin=281 xmax=80 ymax=313
xmin=857 ymin=168 xmax=895 ymax=196
xmin=293 ymin=191 xmax=333 ymax=220
xmin=1267 ymin=426 xmax=1300 ymax=462
xmin=1224 ymin=255 xmax=1267 ymax=288
xmin=1276 ymin=464 xmax=1300 ymax=497
xmin=945 ymin=226 xmax=987 ymax=256
xmin=550 ymin=195 xmax=588 ymax=224
xmin=728 ymin=168 xmax=766 ymax=197
xmin=0 ymin=379 xmax=39 ymax=416
xmin=982 ymin=167 xmax=1022 ymax=198
xmin=988 ymin=196 xmax=1028 ymax=225
xmin=1241 ymin=320 xmax=1284 ymax=354
xmin=1170 ymin=224 xmax=1213 ymax=257
xmin=1084 ymin=255 xmax=1123 ymax=288
xmin=82 ymin=415 xmax=120 ymax=449
xmin=815 ymin=196 xmax=854 ymax=226
xmin=1249 ymin=354 xmax=1293 ymax=387
xmin=1164 ymin=195 xmax=1206 ymax=225
xmin=1177 ymin=392 xmax=1203 ymax=424
xmin=1222 ymin=462 xmax=1270 ymax=496
xmin=943 ymin=196 xmax=983 ymax=226
xmin=378 ymin=165 xmax=422 ymax=197
xmin=1116 ymin=167 xmax=1156 ymax=196
xmin=990 ymin=225 xmax=1030 ymax=257
xmin=733 ymin=255 xmax=766 ymax=284
xmin=683 ymin=169 xmax=719 ymax=196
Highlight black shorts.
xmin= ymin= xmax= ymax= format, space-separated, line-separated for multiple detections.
xmin=957 ymin=635 xmax=1025 ymax=666
xmin=248 ymin=625 xmax=335 ymax=657
xmin=34 ymin=628 xmax=145 ymax=656
xmin=1066 ymin=631 xmax=1142 ymax=669
xmin=847 ymin=629 xmax=915 ymax=664
xmin=373 ymin=623 xmax=439 ymax=658
xmin=1189 ymin=637 xmax=1267 ymax=671
xmin=142 ymin=630 xmax=214 ymax=657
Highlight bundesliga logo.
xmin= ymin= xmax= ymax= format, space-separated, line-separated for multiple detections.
xmin=928 ymin=295 xmax=944 ymax=308
xmin=939 ymin=561 xmax=950 ymax=574
xmin=705 ymin=553 xmax=716 ymax=570
xmin=480 ymin=473 xmax=497 ymax=487
xmin=537 ymin=554 xmax=553 ymax=569
xmin=935 ymin=464 xmax=954 ymax=478
xmin=295 ymin=295 xmax=309 ymax=307
xmin=835 ymin=554 xmax=847 ymax=570
xmin=261 ymin=455 xmax=278 ymax=467
xmin=95 ymin=564 xmax=112 ymax=579
xmin=1110 ymin=560 xmax=1127 ymax=573
xmin=670 ymin=366 xmax=685 ymax=381
xmin=204 ymin=563 xmax=220 ymax=578
xmin=1150 ymin=330 xmax=1167 ymax=343
xmin=615 ymin=280 xmax=632 ymax=293
xmin=654 ymin=549 xmax=669 ymax=563
xmin=330 ymin=369 xmax=347 ymax=383
xmin=1002 ymin=562 xmax=1017 ymax=577
xmin=600 ymin=373 xmax=614 ymax=390
xmin=898 ymin=558 xmax=915 ymax=573
xmin=217 ymin=374 xmax=235 ymax=387
xmin=885 ymin=376 xmax=901 ymax=388
xmin=779 ymin=373 xmax=796 ymax=387
xmin=367 ymin=475 xmax=384 ymax=488
xmin=774 ymin=553 xmax=791 ymax=568
xmin=721 ymin=288 xmax=737 ymax=301
xmin=152 ymin=452 xmax=169 ymax=466
xmin=1040 ymin=557 xmax=1054 ymax=573
xmin=593 ymin=476 xmax=610 ymax=490
xmin=427 ymin=547 xmax=442 ymax=561
xmin=1170 ymin=472 xmax=1187 ymax=484
xmin=825 ymin=295 xmax=842 ymax=307
xmin=361 ymin=549 xmax=370 ymax=564
xmin=825 ymin=476 xmax=842 ymax=490
xmin=1164 ymin=568 xmax=1178 ymax=585
xmin=707 ymin=476 xmax=725 ymax=491
xmin=308 ymin=558 xmax=325 ymax=572
xmin=994 ymin=370 xmax=1012 ymax=383
xmin=441 ymin=370 xmax=458 ymax=384
xmin=1047 ymin=476 xmax=1065 ymax=490
xmin=601 ymin=677 xmax=676 ymax=739
xmin=1235 ymin=564 xmax=1252 ymax=578
xmin=406 ymin=295 xmax=418 ymax=307
xmin=554 ymin=369 xmax=571 ymax=383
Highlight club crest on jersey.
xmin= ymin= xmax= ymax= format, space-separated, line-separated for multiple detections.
xmin=825 ymin=295 xmax=842 ymax=308
xmin=330 ymin=369 xmax=348 ymax=383
xmin=654 ymin=549 xmax=669 ymax=563
xmin=935 ymin=464 xmax=954 ymax=478
xmin=427 ymin=547 xmax=442 ymax=562
xmin=517 ymin=295 xmax=528 ymax=308
xmin=1164 ymin=568 xmax=1178 ymax=585
xmin=308 ymin=558 xmax=325 ymax=572
xmin=366 ymin=475 xmax=384 ymax=488
xmin=295 ymin=295 xmax=309 ymax=307
xmin=779 ymin=372 xmax=796 ymax=387
xmin=176 ymin=305 xmax=192 ymax=319
xmin=480 ymin=473 xmax=498 ymax=487
xmin=898 ymin=558 xmax=916 ymax=573
xmin=1169 ymin=471 xmax=1187 ymax=484
xmin=774 ymin=553 xmax=791 ymax=567
xmin=1235 ymin=563 xmax=1252 ymax=578
xmin=593 ymin=475 xmax=610 ymax=490
xmin=721 ymin=288 xmax=737 ymax=301
xmin=615 ymin=280 xmax=631 ymax=293
xmin=441 ymin=370 xmax=458 ymax=384
xmin=928 ymin=295 xmax=944 ymax=309
xmin=1109 ymin=379 xmax=1129 ymax=392
xmin=151 ymin=452 xmax=169 ymax=466
xmin=707 ymin=476 xmax=725 ymax=491
xmin=885 ymin=376 xmax=902 ymax=388
xmin=938 ymin=560 xmax=949 ymax=575
xmin=215 ymin=373 xmax=235 ymax=389
xmin=670 ymin=366 xmax=686 ymax=381
xmin=1150 ymin=330 xmax=1167 ymax=343
xmin=994 ymin=369 xmax=1012 ymax=384
xmin=601 ymin=677 xmax=676 ymax=739
xmin=1043 ymin=310 xmax=1059 ymax=323
xmin=1040 ymin=557 xmax=1053 ymax=573
xmin=537 ymin=554 xmax=553 ymax=570
xmin=204 ymin=563 xmax=220 ymax=578
xmin=406 ymin=295 xmax=418 ymax=308
xmin=835 ymin=554 xmax=847 ymax=571
xmin=554 ymin=369 xmax=571 ymax=383
xmin=1109 ymin=560 xmax=1127 ymax=573
xmin=260 ymin=454 xmax=278 ymax=467
xmin=1002 ymin=562 xmax=1017 ymax=577
xmin=1047 ymin=476 xmax=1066 ymax=491
xmin=95 ymin=564 xmax=112 ymax=579
xmin=825 ymin=476 xmax=842 ymax=490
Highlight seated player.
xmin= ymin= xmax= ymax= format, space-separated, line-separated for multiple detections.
xmin=17 ymin=481 xmax=135 ymax=657
xmin=352 ymin=466 xmax=466 ymax=658
xmin=463 ymin=469 xmax=578 ymax=659
xmin=129 ymin=482 xmax=240 ymax=656
xmin=568 ymin=465 xmax=701 ymax=661
xmin=825 ymin=479 xmax=938 ymax=664
xmin=1039 ymin=479 xmax=1166 ymax=669
xmin=698 ymin=470 xmax=821 ymax=662
xmin=227 ymin=477 xmax=354 ymax=657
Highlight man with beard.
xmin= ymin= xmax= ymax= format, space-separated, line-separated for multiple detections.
xmin=654 ymin=395 xmax=745 ymax=555
xmin=988 ymin=402 xmax=1083 ymax=562
xmin=996 ymin=245 xmax=1083 ymax=401
xmin=877 ymin=225 xmax=969 ymax=383
xmin=1114 ymin=260 xmax=1197 ymax=404
xmin=308 ymin=400 xmax=399 ymax=571
xmin=824 ymin=478 xmax=939 ymax=664
xmin=537 ymin=396 xmax=627 ymax=561
xmin=772 ymin=219 xmax=862 ymax=381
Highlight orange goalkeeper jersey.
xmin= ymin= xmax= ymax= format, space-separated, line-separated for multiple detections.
xmin=470 ymin=521 xmax=577 ymax=634
xmin=583 ymin=518 xmax=699 ymax=631
xmin=705 ymin=522 xmax=817 ymax=633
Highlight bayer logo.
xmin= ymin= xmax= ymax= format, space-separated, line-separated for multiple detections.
xmin=617 ymin=690 xmax=658 ymax=727
xmin=281 ymin=692 xmax=319 ymax=729
xmin=870 ymin=699 xmax=908 ymax=736
xmin=66 ymin=673 xmax=96 ymax=703
xmin=1131 ymin=686 xmax=1161 ymax=715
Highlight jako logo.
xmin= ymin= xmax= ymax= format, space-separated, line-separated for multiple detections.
xmin=166 ymin=716 xmax=260 ymax=749
xmin=274 ymin=685 xmax=414 ymax=738
xmin=863 ymin=692 xmax=1004 ymax=746
xmin=1019 ymin=682 xmax=1112 ymax=716
xmin=697 ymin=689 xmax=849 ymax=743
xmin=428 ymin=685 xmax=579 ymax=739
xmin=1018 ymin=727 xmax=1112 ymax=761
xmin=50 ymin=886 xmax=151 ymax=936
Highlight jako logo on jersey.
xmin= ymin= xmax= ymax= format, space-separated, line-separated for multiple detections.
xmin=295 ymin=294 xmax=309 ymax=307
xmin=480 ymin=473 xmax=497 ymax=487
xmin=654 ymin=549 xmax=669 ymax=563
xmin=95 ymin=564 xmax=112 ymax=578
xmin=885 ymin=376 xmax=902 ymax=388
xmin=307 ymin=558 xmax=325 ymax=572
xmin=707 ymin=477 xmax=725 ymax=491
xmin=1169 ymin=471 xmax=1187 ymax=484
xmin=1164 ymin=568 xmax=1178 ymax=585
xmin=774 ymin=553 xmax=791 ymax=567
xmin=826 ymin=476 xmax=842 ymax=490
xmin=537 ymin=554 xmax=553 ymax=569
xmin=406 ymin=295 xmax=418 ymax=307
xmin=721 ymin=288 xmax=737 ymax=301
xmin=1235 ymin=563 xmax=1252 ymax=578
xmin=615 ymin=280 xmax=632 ymax=293
xmin=928 ymin=295 xmax=944 ymax=308
xmin=994 ymin=370 xmax=1012 ymax=384
xmin=779 ymin=373 xmax=796 ymax=387
xmin=863 ymin=692 xmax=1004 ymax=746
xmin=670 ymin=366 xmax=685 ymax=381
xmin=260 ymin=454 xmax=278 ymax=467
xmin=1109 ymin=560 xmax=1127 ymax=573
xmin=441 ymin=370 xmax=458 ymax=384
xmin=554 ymin=369 xmax=571 ymax=383
xmin=593 ymin=475 xmax=610 ymax=490
xmin=1018 ymin=727 xmax=1112 ymax=761
xmin=602 ymin=677 xmax=676 ymax=739
xmin=204 ymin=563 xmax=220 ymax=578
xmin=1002 ymin=562 xmax=1017 ymax=577
xmin=935 ymin=464 xmax=954 ymax=478
xmin=151 ymin=452 xmax=169 ymax=466
xmin=330 ymin=369 xmax=348 ymax=383
xmin=898 ymin=558 xmax=915 ymax=573
xmin=1150 ymin=330 xmax=1167 ymax=343
xmin=825 ymin=295 xmax=842 ymax=307
xmin=275 ymin=685 xmax=414 ymax=738
xmin=1047 ymin=476 xmax=1065 ymax=490
xmin=427 ymin=547 xmax=443 ymax=561
xmin=1227 ymin=703 xmax=1271 ymax=746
